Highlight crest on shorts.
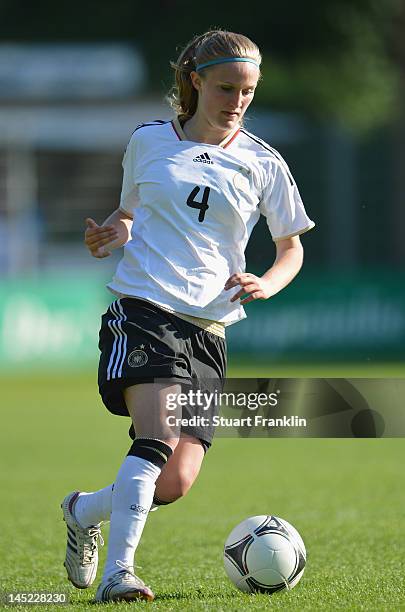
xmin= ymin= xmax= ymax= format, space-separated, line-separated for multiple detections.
xmin=128 ymin=345 xmax=148 ymax=368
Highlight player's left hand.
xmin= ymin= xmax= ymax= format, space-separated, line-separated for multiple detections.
xmin=224 ymin=273 xmax=273 ymax=305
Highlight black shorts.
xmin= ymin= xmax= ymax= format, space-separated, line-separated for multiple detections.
xmin=98 ymin=297 xmax=227 ymax=447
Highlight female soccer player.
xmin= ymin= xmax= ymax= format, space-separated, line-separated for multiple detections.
xmin=61 ymin=29 xmax=314 ymax=602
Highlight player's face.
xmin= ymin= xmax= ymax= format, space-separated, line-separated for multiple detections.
xmin=191 ymin=62 xmax=260 ymax=133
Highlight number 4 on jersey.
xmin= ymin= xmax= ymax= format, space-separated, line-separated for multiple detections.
xmin=186 ymin=186 xmax=210 ymax=222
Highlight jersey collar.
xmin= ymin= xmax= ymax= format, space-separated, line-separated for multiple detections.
xmin=171 ymin=117 xmax=240 ymax=149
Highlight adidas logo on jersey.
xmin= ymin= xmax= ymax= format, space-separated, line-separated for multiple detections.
xmin=193 ymin=152 xmax=213 ymax=164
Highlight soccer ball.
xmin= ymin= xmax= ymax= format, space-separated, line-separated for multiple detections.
xmin=223 ymin=515 xmax=306 ymax=594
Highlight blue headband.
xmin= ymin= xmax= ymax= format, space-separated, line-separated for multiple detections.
xmin=195 ymin=57 xmax=260 ymax=71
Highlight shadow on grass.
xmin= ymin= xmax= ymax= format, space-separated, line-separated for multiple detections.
xmin=86 ymin=587 xmax=240 ymax=605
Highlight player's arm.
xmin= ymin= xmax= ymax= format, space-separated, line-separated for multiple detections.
xmin=225 ymin=235 xmax=304 ymax=305
xmin=84 ymin=207 xmax=134 ymax=259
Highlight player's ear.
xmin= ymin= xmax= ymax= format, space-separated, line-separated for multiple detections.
xmin=189 ymin=71 xmax=202 ymax=92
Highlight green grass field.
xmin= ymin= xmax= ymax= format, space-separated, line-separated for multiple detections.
xmin=1 ymin=367 xmax=404 ymax=611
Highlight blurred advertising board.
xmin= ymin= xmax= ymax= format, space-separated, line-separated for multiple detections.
xmin=226 ymin=270 xmax=405 ymax=361
xmin=0 ymin=275 xmax=105 ymax=367
xmin=0 ymin=272 xmax=404 ymax=369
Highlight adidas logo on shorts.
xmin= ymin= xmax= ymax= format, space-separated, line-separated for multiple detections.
xmin=193 ymin=152 xmax=213 ymax=164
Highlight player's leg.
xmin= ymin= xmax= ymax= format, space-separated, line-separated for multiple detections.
xmin=69 ymin=435 xmax=206 ymax=531
xmin=62 ymin=299 xmax=222 ymax=593
xmin=95 ymin=381 xmax=180 ymax=602
xmin=153 ymin=434 xmax=205 ymax=505
xmin=61 ymin=432 xmax=208 ymax=592
xmin=66 ymin=484 xmax=113 ymax=529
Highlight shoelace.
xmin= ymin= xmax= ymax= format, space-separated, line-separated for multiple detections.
xmin=115 ymin=560 xmax=145 ymax=586
xmin=79 ymin=526 xmax=104 ymax=565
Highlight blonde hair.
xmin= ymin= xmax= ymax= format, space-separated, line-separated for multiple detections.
xmin=168 ymin=29 xmax=262 ymax=122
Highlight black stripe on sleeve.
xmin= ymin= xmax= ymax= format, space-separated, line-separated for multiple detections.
xmin=240 ymin=129 xmax=294 ymax=186
xmin=133 ymin=119 xmax=170 ymax=133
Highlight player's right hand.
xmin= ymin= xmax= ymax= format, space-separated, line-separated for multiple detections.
xmin=84 ymin=218 xmax=118 ymax=258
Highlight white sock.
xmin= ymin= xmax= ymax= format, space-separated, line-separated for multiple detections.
xmin=73 ymin=483 xmax=168 ymax=527
xmin=74 ymin=485 xmax=113 ymax=528
xmin=102 ymin=455 xmax=161 ymax=580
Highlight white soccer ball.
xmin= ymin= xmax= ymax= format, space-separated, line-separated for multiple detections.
xmin=223 ymin=515 xmax=306 ymax=594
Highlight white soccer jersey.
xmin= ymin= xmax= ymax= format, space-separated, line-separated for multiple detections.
xmin=107 ymin=117 xmax=315 ymax=325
